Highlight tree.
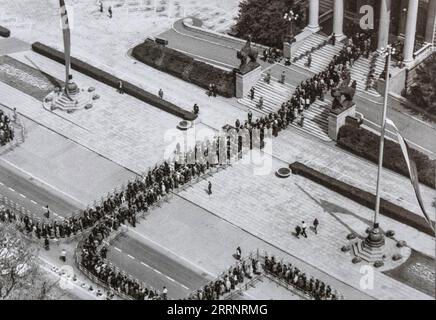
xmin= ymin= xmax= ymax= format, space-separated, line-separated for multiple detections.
xmin=0 ymin=224 xmax=58 ymax=300
xmin=231 ymin=0 xmax=306 ymax=49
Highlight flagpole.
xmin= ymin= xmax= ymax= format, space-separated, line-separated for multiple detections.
xmin=374 ymin=45 xmax=393 ymax=228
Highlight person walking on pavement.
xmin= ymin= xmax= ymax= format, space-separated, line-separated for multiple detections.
xmin=44 ymin=205 xmax=50 ymax=219
xmin=162 ymin=286 xmax=168 ymax=300
xmin=280 ymin=71 xmax=286 ymax=84
xmin=250 ymin=86 xmax=255 ymax=100
xmin=295 ymin=225 xmax=301 ymax=239
xmin=60 ymin=249 xmax=67 ymax=262
xmin=235 ymin=246 xmax=242 ymax=260
xmin=158 ymin=88 xmax=164 ymax=99
xmin=98 ymin=0 xmax=103 ymax=13
xmin=301 ymin=221 xmax=308 ymax=238
xmin=108 ymin=6 xmax=112 ymax=18
xmin=207 ymin=181 xmax=212 ymax=195
xmin=118 ymin=80 xmax=124 ymax=94
xmin=313 ymin=218 xmax=319 ymax=234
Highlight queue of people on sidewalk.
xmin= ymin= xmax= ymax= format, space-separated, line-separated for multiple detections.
xmin=264 ymin=255 xmax=340 ymax=300
xmin=188 ymin=255 xmax=262 ymax=300
xmin=0 ymin=110 xmax=14 ymax=146
xmin=244 ymin=33 xmax=363 ymax=133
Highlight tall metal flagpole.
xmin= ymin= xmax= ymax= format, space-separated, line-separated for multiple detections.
xmin=59 ymin=0 xmax=71 ymax=95
xmin=374 ymin=45 xmax=393 ymax=227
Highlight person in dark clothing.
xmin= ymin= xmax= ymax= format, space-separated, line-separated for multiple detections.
xmin=313 ymin=218 xmax=319 ymax=234
xmin=207 ymin=181 xmax=212 ymax=195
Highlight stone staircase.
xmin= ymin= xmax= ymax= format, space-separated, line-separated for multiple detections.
xmin=237 ymin=74 xmax=331 ymax=142
xmin=292 ymin=33 xmax=343 ymax=74
xmin=349 ymin=53 xmax=385 ymax=97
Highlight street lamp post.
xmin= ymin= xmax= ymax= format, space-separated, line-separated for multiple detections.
xmin=364 ymin=44 xmax=396 ymax=249
xmin=283 ymin=10 xmax=299 ymax=59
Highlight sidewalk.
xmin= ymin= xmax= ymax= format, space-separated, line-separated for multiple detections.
xmin=177 ymin=157 xmax=434 ymax=300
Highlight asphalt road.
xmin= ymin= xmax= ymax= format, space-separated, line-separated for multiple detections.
xmin=0 ymin=163 xmax=81 ymax=219
xmin=107 ymin=233 xmax=211 ymax=299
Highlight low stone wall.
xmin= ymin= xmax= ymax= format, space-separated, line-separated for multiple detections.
xmin=0 ymin=26 xmax=10 ymax=38
xmin=289 ymin=162 xmax=435 ymax=236
xmin=32 ymin=42 xmax=196 ymax=121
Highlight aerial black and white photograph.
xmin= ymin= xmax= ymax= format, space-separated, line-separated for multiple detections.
xmin=0 ymin=0 xmax=435 ymax=309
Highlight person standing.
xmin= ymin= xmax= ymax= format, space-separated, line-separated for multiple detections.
xmin=307 ymin=54 xmax=312 ymax=68
xmin=158 ymin=88 xmax=164 ymax=99
xmin=162 ymin=287 xmax=168 ymax=300
xmin=295 ymin=225 xmax=301 ymax=239
xmin=257 ymin=96 xmax=263 ymax=110
xmin=108 ymin=6 xmax=112 ymax=18
xmin=99 ymin=0 xmax=103 ymax=13
xmin=250 ymin=87 xmax=255 ymax=100
xmin=60 ymin=249 xmax=67 ymax=262
xmin=235 ymin=246 xmax=242 ymax=260
xmin=44 ymin=205 xmax=50 ymax=219
xmin=118 ymin=80 xmax=124 ymax=94
xmin=313 ymin=218 xmax=319 ymax=234
xmin=280 ymin=71 xmax=286 ymax=84
xmin=301 ymin=221 xmax=308 ymax=238
xmin=207 ymin=181 xmax=212 ymax=195
xmin=247 ymin=110 xmax=253 ymax=124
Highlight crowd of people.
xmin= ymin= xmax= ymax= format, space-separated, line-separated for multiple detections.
xmin=0 ymin=110 xmax=14 ymax=146
xmin=188 ymin=255 xmax=262 ymax=300
xmin=264 ymin=255 xmax=340 ymax=300
xmin=243 ymin=35 xmax=362 ymax=134
xmin=262 ymin=47 xmax=283 ymax=64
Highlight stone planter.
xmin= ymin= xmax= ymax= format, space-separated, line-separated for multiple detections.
xmin=177 ymin=120 xmax=192 ymax=130
xmin=276 ymin=167 xmax=291 ymax=178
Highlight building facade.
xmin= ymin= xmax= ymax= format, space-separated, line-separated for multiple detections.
xmin=303 ymin=0 xmax=436 ymax=64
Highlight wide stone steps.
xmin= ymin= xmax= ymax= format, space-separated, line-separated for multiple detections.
xmin=293 ymin=34 xmax=343 ymax=74
xmin=238 ymin=75 xmax=331 ymax=142
xmin=349 ymin=54 xmax=385 ymax=97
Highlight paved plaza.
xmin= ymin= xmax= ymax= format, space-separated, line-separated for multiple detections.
xmin=0 ymin=0 xmax=435 ymax=306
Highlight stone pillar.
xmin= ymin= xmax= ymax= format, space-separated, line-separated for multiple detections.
xmin=403 ymin=0 xmax=419 ymax=63
xmin=377 ymin=0 xmax=391 ymax=50
xmin=307 ymin=0 xmax=320 ymax=32
xmin=425 ymin=0 xmax=436 ymax=44
xmin=333 ymin=0 xmax=344 ymax=39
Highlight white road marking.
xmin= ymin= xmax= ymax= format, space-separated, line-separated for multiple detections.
xmin=127 ymin=254 xmax=135 ymax=260
xmin=0 ymin=158 xmax=87 ymax=207
xmin=114 ymin=247 xmax=122 ymax=253
xmin=140 ymin=261 xmax=149 ymax=268
xmin=128 ymin=228 xmax=216 ymax=278
xmin=8 ymin=187 xmax=15 ymax=192
xmin=181 ymin=284 xmax=189 ymax=290
xmin=153 ymin=269 xmax=162 ymax=275
xmin=19 ymin=193 xmax=26 ymax=198
xmin=0 ymin=181 xmax=4 ymax=186
xmin=31 ymin=200 xmax=37 ymax=204
xmin=165 ymin=276 xmax=176 ymax=283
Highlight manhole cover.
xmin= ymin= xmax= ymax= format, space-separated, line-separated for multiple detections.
xmin=177 ymin=120 xmax=192 ymax=130
xmin=276 ymin=167 xmax=291 ymax=178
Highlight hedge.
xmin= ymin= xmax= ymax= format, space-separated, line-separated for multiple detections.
xmin=337 ymin=125 xmax=435 ymax=189
xmin=290 ymin=162 xmax=435 ymax=236
xmin=0 ymin=26 xmax=10 ymax=38
xmin=31 ymin=42 xmax=196 ymax=121
xmin=131 ymin=40 xmax=235 ymax=98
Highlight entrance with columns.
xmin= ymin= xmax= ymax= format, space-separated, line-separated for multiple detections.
xmin=302 ymin=0 xmax=436 ymax=63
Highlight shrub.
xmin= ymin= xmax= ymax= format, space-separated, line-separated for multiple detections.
xmin=0 ymin=25 xmax=10 ymax=38
xmin=32 ymin=42 xmax=196 ymax=121
xmin=131 ymin=41 xmax=235 ymax=98
xmin=289 ymin=162 xmax=436 ymax=236
xmin=337 ymin=125 xmax=435 ymax=189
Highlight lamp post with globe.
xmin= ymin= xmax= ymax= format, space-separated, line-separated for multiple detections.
xmin=283 ymin=10 xmax=299 ymax=59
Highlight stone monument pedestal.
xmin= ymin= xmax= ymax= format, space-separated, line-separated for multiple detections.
xmin=328 ymin=101 xmax=356 ymax=141
xmin=235 ymin=65 xmax=262 ymax=99
xmin=43 ymin=79 xmax=99 ymax=113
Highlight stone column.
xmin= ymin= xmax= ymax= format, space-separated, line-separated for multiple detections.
xmin=377 ymin=0 xmax=391 ymax=50
xmin=425 ymin=0 xmax=436 ymax=44
xmin=403 ymin=0 xmax=419 ymax=63
xmin=333 ymin=0 xmax=344 ymax=39
xmin=307 ymin=0 xmax=320 ymax=32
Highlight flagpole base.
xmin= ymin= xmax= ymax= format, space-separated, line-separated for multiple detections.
xmin=352 ymin=224 xmax=387 ymax=262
